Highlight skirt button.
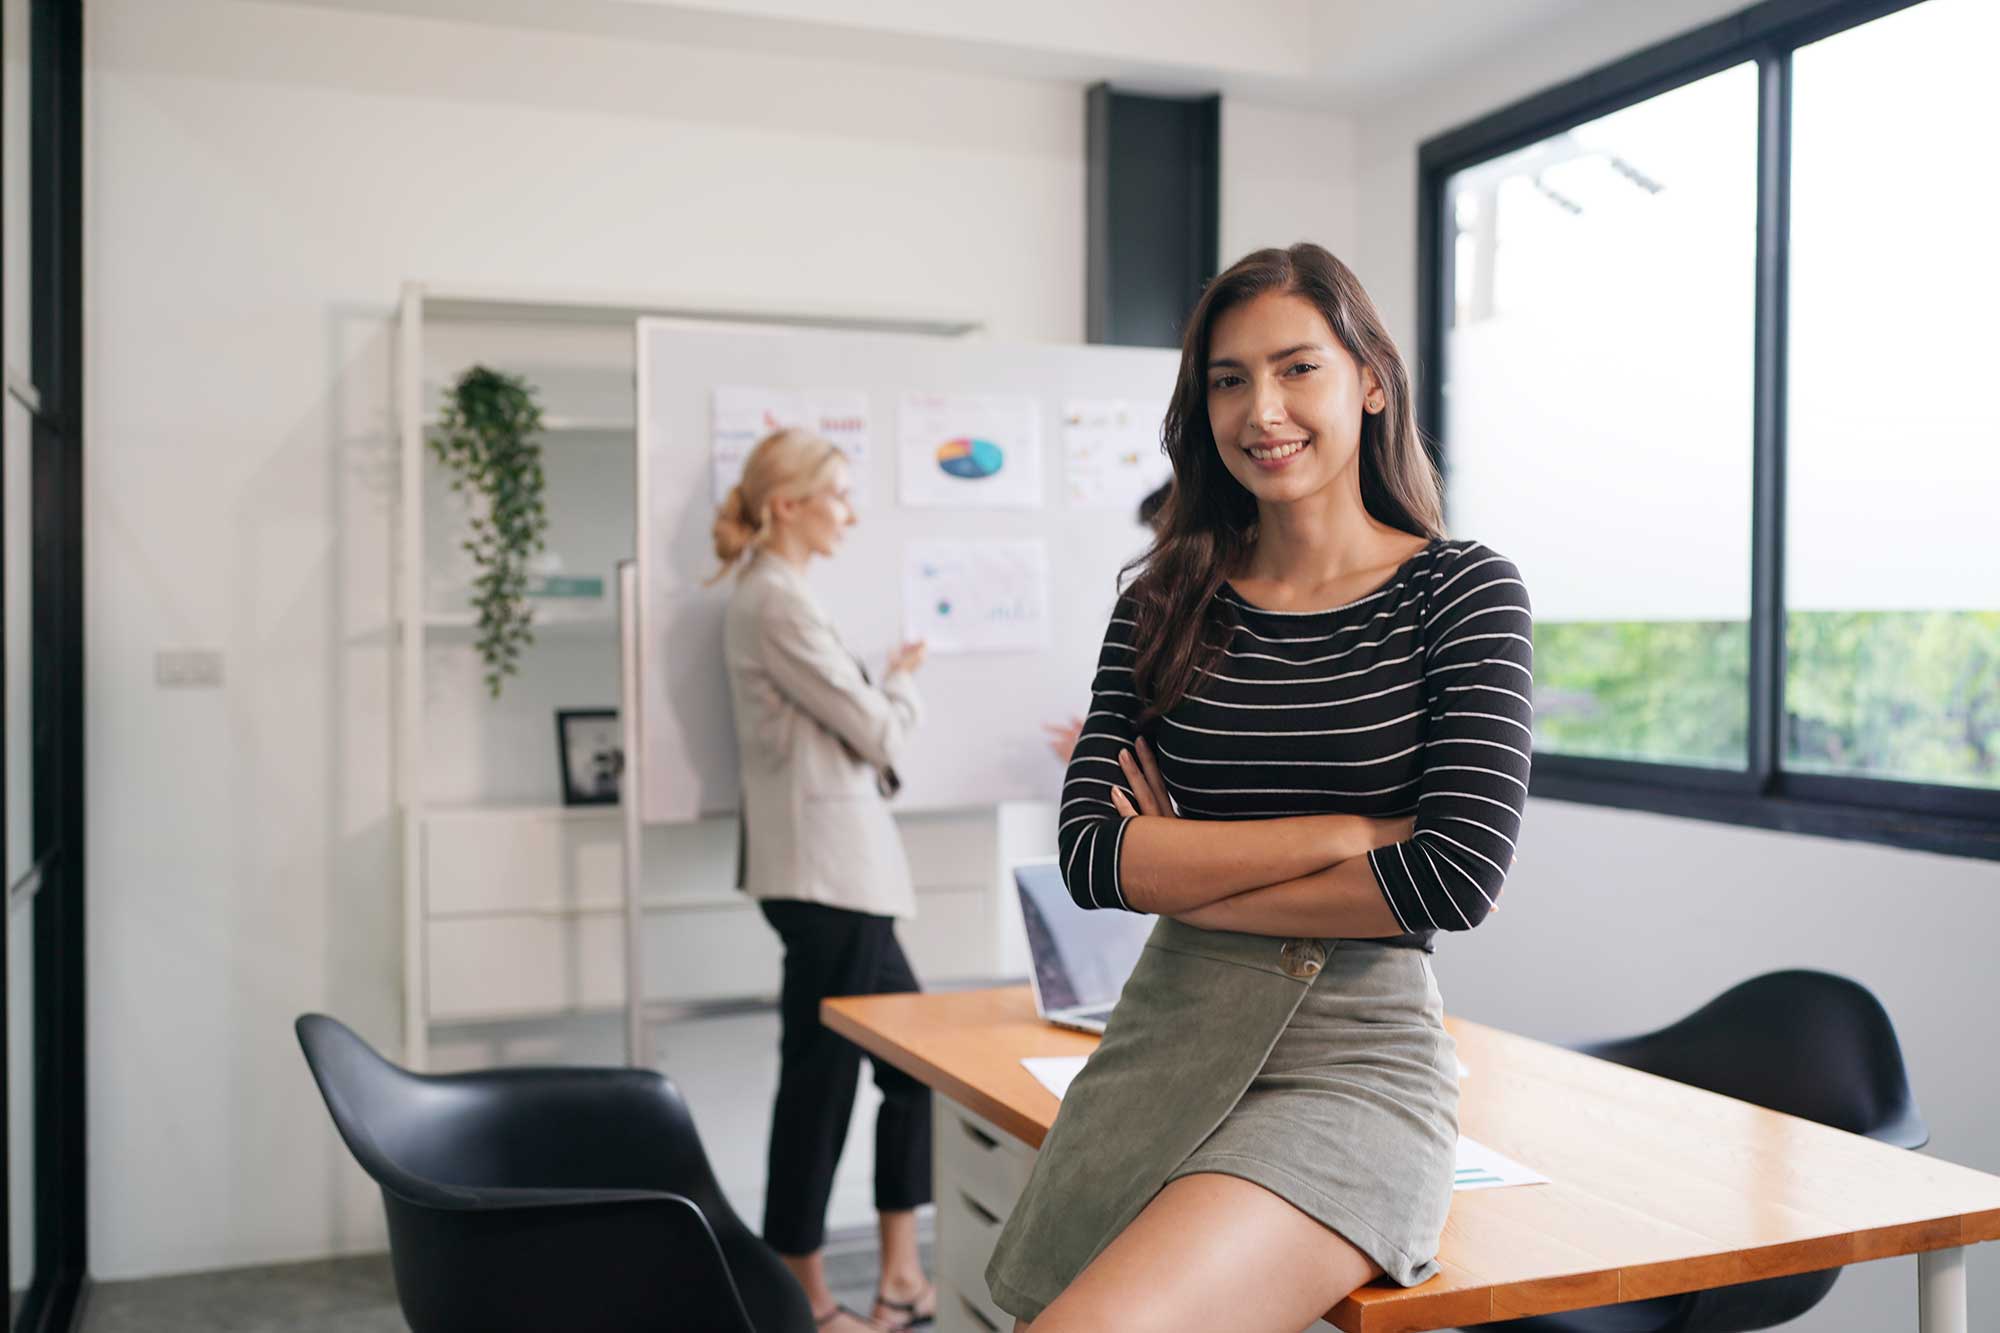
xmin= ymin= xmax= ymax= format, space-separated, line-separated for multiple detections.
xmin=1280 ymin=939 xmax=1327 ymax=979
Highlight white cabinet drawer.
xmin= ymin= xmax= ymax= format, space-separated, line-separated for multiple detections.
xmin=933 ymin=1094 xmax=1036 ymax=1333
xmin=942 ymin=1284 xmax=1006 ymax=1333
xmin=936 ymin=1181 xmax=1010 ymax=1333
xmin=427 ymin=915 xmax=624 ymax=1020
xmin=898 ymin=810 xmax=996 ymax=885
xmin=937 ymin=1098 xmax=1035 ymax=1221
xmin=904 ymin=885 xmax=998 ymax=983
xmin=423 ymin=808 xmax=620 ymax=916
xmin=637 ymin=899 xmax=783 ymax=1001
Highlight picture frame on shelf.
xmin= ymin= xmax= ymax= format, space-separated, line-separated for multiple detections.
xmin=556 ymin=708 xmax=624 ymax=806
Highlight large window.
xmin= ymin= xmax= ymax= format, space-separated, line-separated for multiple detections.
xmin=1785 ymin=1 xmax=1998 ymax=790
xmin=1421 ymin=0 xmax=1999 ymax=855
xmin=1441 ymin=64 xmax=1759 ymax=770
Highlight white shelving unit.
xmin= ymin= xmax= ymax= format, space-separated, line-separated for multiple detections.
xmin=394 ymin=282 xmax=985 ymax=1066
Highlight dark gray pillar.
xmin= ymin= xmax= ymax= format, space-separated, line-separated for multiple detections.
xmin=1086 ymin=84 xmax=1220 ymax=348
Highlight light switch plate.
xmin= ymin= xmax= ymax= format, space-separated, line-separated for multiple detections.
xmin=155 ymin=648 xmax=225 ymax=688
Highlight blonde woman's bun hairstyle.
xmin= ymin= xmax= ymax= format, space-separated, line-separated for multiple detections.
xmin=711 ymin=484 xmax=757 ymax=567
xmin=706 ymin=426 xmax=846 ymax=582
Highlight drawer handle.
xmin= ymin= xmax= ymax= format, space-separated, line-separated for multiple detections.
xmin=960 ymin=1189 xmax=1000 ymax=1227
xmin=960 ymin=1117 xmax=999 ymax=1151
xmin=960 ymin=1293 xmax=1001 ymax=1332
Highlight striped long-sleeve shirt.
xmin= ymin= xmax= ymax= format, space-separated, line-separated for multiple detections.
xmin=1056 ymin=538 xmax=1533 ymax=951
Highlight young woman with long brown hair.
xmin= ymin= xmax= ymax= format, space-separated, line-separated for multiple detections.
xmin=984 ymin=244 xmax=1534 ymax=1331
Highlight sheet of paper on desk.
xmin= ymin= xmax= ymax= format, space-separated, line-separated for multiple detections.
xmin=1453 ymin=1137 xmax=1549 ymax=1190
xmin=1020 ymin=1057 xmax=1545 ymax=1191
xmin=1021 ymin=1056 xmax=1088 ymax=1101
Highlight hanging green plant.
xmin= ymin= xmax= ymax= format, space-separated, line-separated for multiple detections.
xmin=431 ymin=366 xmax=549 ymax=697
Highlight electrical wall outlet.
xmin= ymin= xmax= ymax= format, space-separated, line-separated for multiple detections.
xmin=155 ymin=648 xmax=225 ymax=689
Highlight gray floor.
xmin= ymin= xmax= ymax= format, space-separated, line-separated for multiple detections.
xmin=79 ymin=1230 xmax=927 ymax=1332
xmin=82 ymin=1008 xmax=930 ymax=1331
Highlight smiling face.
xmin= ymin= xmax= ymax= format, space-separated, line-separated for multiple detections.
xmin=1205 ymin=289 xmax=1384 ymax=509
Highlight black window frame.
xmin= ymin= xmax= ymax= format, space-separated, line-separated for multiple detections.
xmin=4 ymin=0 xmax=89 ymax=1327
xmin=1416 ymin=0 xmax=2000 ymax=862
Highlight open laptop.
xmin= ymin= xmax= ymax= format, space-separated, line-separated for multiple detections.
xmin=1014 ymin=861 xmax=1154 ymax=1034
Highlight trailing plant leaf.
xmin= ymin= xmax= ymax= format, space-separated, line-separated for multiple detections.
xmin=431 ymin=366 xmax=548 ymax=697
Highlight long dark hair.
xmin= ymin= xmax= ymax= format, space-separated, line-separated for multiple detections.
xmin=1123 ymin=243 xmax=1445 ymax=721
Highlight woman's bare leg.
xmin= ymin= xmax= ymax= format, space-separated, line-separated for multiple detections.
xmin=1020 ymin=1173 xmax=1384 ymax=1333
xmin=875 ymin=1208 xmax=935 ymax=1326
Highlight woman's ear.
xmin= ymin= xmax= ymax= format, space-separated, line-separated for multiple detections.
xmin=1360 ymin=366 xmax=1386 ymax=415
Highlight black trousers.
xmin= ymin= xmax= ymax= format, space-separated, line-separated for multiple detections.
xmin=758 ymin=898 xmax=933 ymax=1255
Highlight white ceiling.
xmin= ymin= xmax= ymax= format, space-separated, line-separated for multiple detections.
xmin=264 ymin=0 xmax=1609 ymax=111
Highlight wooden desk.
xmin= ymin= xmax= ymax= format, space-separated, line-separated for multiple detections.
xmin=825 ymin=986 xmax=2000 ymax=1333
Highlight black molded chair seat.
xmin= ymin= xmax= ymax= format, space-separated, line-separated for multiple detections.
xmin=1478 ymin=970 xmax=1926 ymax=1333
xmin=296 ymin=1013 xmax=813 ymax=1333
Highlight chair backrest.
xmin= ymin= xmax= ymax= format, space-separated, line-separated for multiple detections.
xmin=295 ymin=1012 xmax=462 ymax=1205
xmin=297 ymin=1014 xmax=813 ymax=1332
xmin=1579 ymin=969 xmax=1928 ymax=1148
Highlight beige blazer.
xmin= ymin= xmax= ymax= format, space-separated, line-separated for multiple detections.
xmin=722 ymin=553 xmax=922 ymax=919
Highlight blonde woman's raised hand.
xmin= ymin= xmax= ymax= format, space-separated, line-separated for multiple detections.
xmin=886 ymin=639 xmax=928 ymax=677
xmin=1043 ymin=716 xmax=1085 ymax=764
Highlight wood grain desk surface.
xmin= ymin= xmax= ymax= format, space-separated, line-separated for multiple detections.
xmin=824 ymin=986 xmax=2000 ymax=1333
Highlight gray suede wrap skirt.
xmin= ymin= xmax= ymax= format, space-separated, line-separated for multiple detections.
xmin=984 ymin=917 xmax=1459 ymax=1323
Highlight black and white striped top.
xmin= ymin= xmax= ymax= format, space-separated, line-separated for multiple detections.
xmin=1057 ymin=538 xmax=1533 ymax=951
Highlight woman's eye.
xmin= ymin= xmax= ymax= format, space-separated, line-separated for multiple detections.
xmin=1210 ymin=374 xmax=1243 ymax=390
xmin=1285 ymin=362 xmax=1320 ymax=377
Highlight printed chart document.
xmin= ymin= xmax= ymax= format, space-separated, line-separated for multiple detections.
xmin=903 ymin=539 xmax=1050 ymax=654
xmin=898 ymin=391 xmax=1043 ymax=509
xmin=1062 ymin=398 xmax=1171 ymax=512
xmin=711 ymin=385 xmax=871 ymax=504
xmin=1018 ymin=1055 xmax=1545 ymax=1191
xmin=1451 ymin=1136 xmax=1550 ymax=1191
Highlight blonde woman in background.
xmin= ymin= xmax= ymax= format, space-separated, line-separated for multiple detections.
xmin=713 ymin=428 xmax=936 ymax=1332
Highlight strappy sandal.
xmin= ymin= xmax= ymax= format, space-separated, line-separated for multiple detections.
xmin=814 ymin=1303 xmax=880 ymax=1331
xmin=871 ymin=1285 xmax=936 ymax=1331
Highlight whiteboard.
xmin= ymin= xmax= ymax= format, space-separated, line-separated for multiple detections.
xmin=636 ymin=320 xmax=1180 ymax=822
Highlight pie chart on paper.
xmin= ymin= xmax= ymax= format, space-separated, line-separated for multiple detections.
xmin=935 ymin=437 xmax=1006 ymax=480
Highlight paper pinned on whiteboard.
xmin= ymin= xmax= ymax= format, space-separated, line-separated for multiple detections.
xmin=1062 ymin=398 xmax=1170 ymax=512
xmin=898 ymin=391 xmax=1043 ymax=509
xmin=904 ymin=539 xmax=1050 ymax=655
xmin=711 ymin=385 xmax=871 ymax=505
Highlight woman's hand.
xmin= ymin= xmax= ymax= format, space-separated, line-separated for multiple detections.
xmin=1174 ymin=895 xmax=1237 ymax=932
xmin=886 ymin=639 xmax=927 ymax=677
xmin=1177 ymin=815 xmax=1409 ymax=933
xmin=1109 ymin=736 xmax=1175 ymax=819
xmin=1042 ymin=716 xmax=1085 ymax=764
xmin=1372 ymin=816 xmax=1415 ymax=848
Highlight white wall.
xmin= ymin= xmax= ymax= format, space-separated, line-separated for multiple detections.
xmin=1353 ymin=5 xmax=2000 ymax=1330
xmin=83 ymin=0 xmax=1090 ymax=1281
xmin=89 ymin=1 xmax=1998 ymax=1317
xmin=82 ymin=0 xmax=1363 ymax=1283
xmin=1219 ymin=98 xmax=1358 ymax=264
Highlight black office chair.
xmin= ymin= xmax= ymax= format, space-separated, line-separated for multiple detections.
xmin=1477 ymin=969 xmax=1927 ymax=1333
xmin=296 ymin=1013 xmax=815 ymax=1333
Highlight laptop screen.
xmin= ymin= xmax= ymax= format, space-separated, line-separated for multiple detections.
xmin=1014 ymin=862 xmax=1153 ymax=1012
